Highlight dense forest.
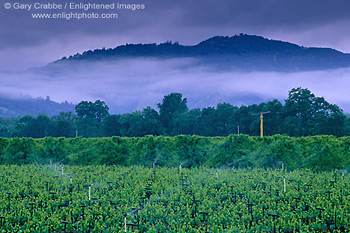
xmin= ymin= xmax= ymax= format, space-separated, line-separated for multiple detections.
xmin=0 ymin=87 xmax=348 ymax=138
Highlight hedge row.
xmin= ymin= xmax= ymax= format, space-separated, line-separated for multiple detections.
xmin=0 ymin=135 xmax=349 ymax=171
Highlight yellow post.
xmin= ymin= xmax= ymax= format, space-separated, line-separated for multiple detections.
xmin=253 ymin=111 xmax=270 ymax=137
xmin=260 ymin=113 xmax=263 ymax=137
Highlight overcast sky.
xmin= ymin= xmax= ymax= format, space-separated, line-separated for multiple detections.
xmin=2 ymin=0 xmax=350 ymax=70
xmin=1 ymin=0 xmax=350 ymax=113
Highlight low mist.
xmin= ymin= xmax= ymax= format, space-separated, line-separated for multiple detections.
xmin=1 ymin=58 xmax=350 ymax=114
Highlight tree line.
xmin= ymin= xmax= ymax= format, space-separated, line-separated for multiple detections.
xmin=0 ymin=87 xmax=348 ymax=138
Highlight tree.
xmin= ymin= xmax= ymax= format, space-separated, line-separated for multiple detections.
xmin=171 ymin=108 xmax=201 ymax=135
xmin=281 ymin=87 xmax=345 ymax=136
xmin=117 ymin=108 xmax=161 ymax=137
xmin=196 ymin=107 xmax=218 ymax=136
xmin=75 ymin=100 xmax=109 ymax=122
xmin=0 ymin=117 xmax=17 ymax=137
xmin=235 ymin=105 xmax=257 ymax=136
xmin=102 ymin=115 xmax=122 ymax=137
xmin=76 ymin=117 xmax=101 ymax=137
xmin=216 ymin=103 xmax=238 ymax=136
xmin=50 ymin=111 xmax=76 ymax=137
xmin=75 ymin=100 xmax=110 ymax=137
xmin=157 ymin=93 xmax=188 ymax=131
xmin=13 ymin=114 xmax=51 ymax=138
xmin=32 ymin=115 xmax=51 ymax=138
xmin=119 ymin=111 xmax=144 ymax=137
xmin=141 ymin=106 xmax=162 ymax=135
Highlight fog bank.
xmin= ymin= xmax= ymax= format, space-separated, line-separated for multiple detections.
xmin=1 ymin=58 xmax=349 ymax=113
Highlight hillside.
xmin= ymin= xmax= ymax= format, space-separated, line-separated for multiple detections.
xmin=54 ymin=34 xmax=350 ymax=71
xmin=0 ymin=95 xmax=75 ymax=117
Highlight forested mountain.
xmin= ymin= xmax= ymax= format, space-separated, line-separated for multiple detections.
xmin=54 ymin=34 xmax=350 ymax=71
xmin=0 ymin=95 xmax=75 ymax=117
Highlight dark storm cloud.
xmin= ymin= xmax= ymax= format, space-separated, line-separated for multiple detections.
xmin=2 ymin=0 xmax=350 ymax=51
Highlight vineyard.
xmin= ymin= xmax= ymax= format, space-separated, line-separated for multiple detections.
xmin=0 ymin=164 xmax=349 ymax=232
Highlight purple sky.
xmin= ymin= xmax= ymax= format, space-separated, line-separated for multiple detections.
xmin=2 ymin=0 xmax=350 ymax=70
xmin=1 ymin=0 xmax=350 ymax=113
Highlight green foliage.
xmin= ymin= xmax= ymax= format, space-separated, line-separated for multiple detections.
xmin=95 ymin=137 xmax=129 ymax=165
xmin=171 ymin=135 xmax=211 ymax=168
xmin=75 ymin=100 xmax=110 ymax=137
xmin=75 ymin=100 xmax=109 ymax=122
xmin=13 ymin=114 xmax=51 ymax=138
xmin=0 ymin=135 xmax=349 ymax=171
xmin=1 ymin=88 xmax=349 ymax=138
xmin=3 ymin=137 xmax=34 ymax=164
xmin=36 ymin=137 xmax=68 ymax=163
xmin=0 ymin=137 xmax=8 ymax=163
xmin=281 ymin=87 xmax=345 ymax=136
xmin=157 ymin=93 xmax=188 ymax=131
xmin=208 ymin=135 xmax=257 ymax=168
xmin=0 ymin=165 xmax=349 ymax=232
xmin=50 ymin=111 xmax=76 ymax=137
xmin=76 ymin=117 xmax=101 ymax=137
xmin=102 ymin=114 xmax=122 ymax=137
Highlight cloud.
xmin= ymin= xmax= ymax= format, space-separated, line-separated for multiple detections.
xmin=1 ymin=58 xmax=350 ymax=114
xmin=2 ymin=0 xmax=350 ymax=71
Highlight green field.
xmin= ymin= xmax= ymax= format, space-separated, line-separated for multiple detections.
xmin=0 ymin=164 xmax=348 ymax=232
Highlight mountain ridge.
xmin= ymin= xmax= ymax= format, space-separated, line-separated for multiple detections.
xmin=53 ymin=34 xmax=350 ymax=71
